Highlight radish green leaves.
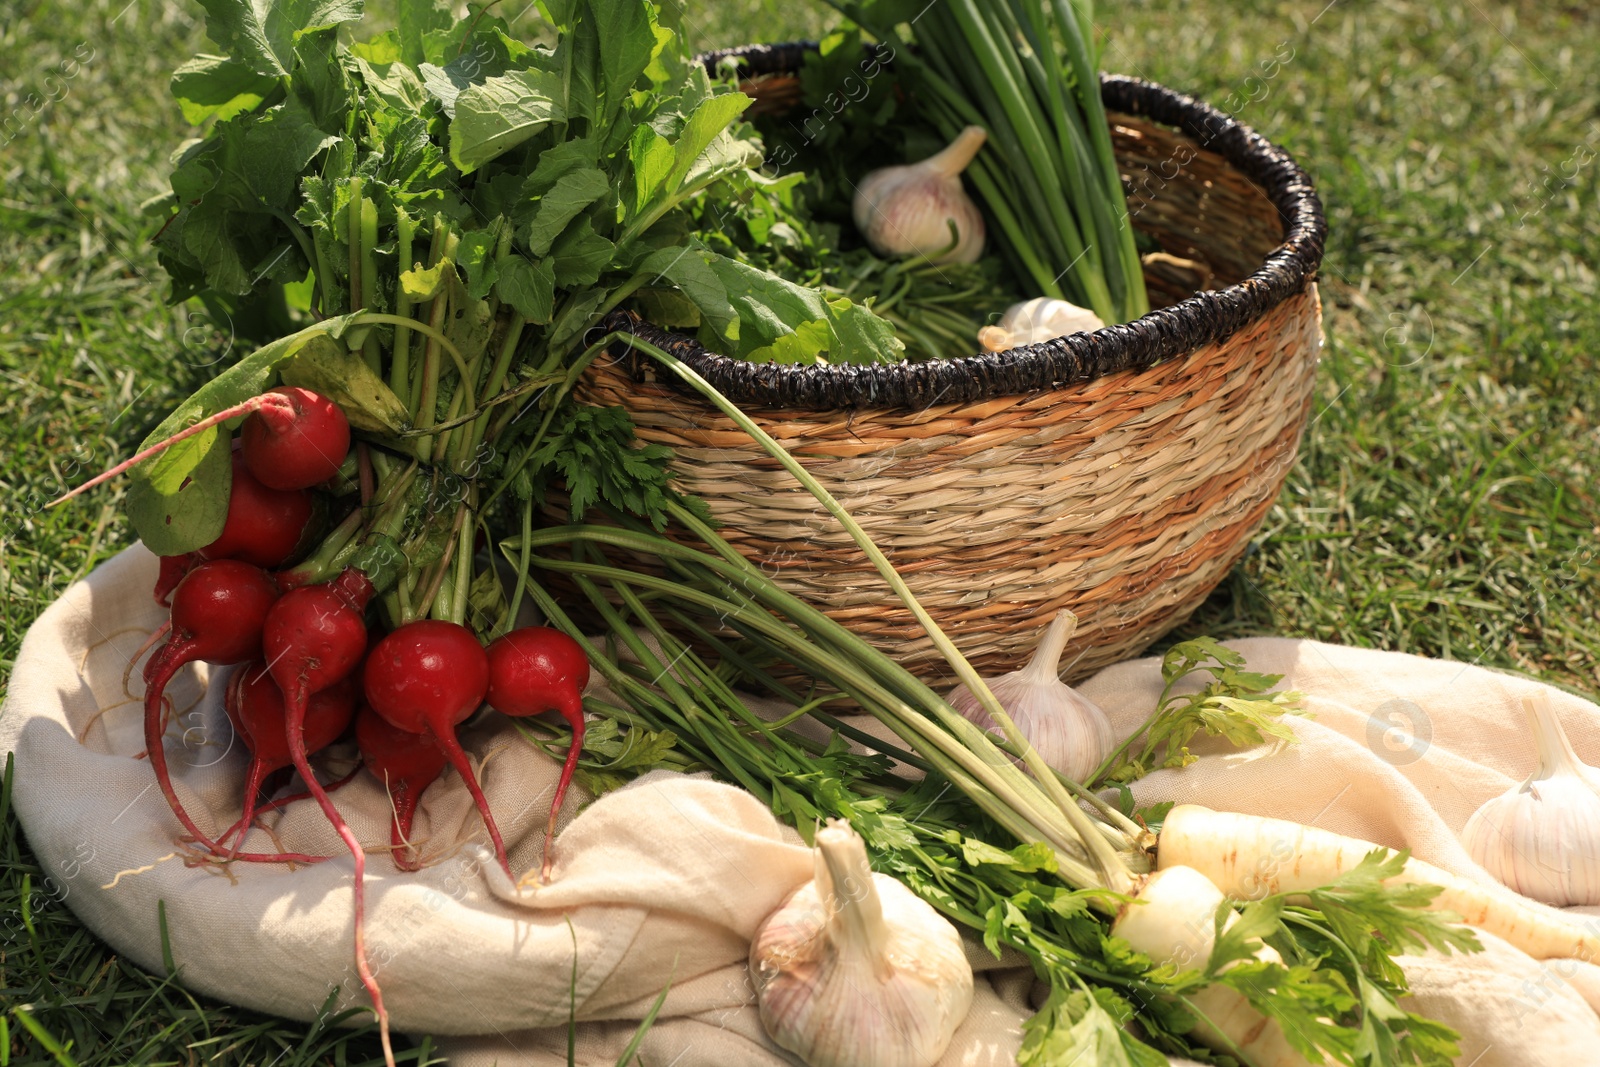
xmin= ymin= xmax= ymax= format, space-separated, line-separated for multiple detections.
xmin=450 ymin=68 xmax=568 ymax=173
xmin=147 ymin=0 xmax=899 ymax=554
xmin=163 ymin=0 xmax=900 ymax=369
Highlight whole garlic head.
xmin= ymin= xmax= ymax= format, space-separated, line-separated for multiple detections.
xmin=978 ymin=297 xmax=1106 ymax=353
xmin=1461 ymin=694 xmax=1600 ymax=906
xmin=947 ymin=610 xmax=1115 ymax=783
xmin=853 ymin=126 xmax=987 ymax=264
xmin=750 ymin=820 xmax=974 ymax=1067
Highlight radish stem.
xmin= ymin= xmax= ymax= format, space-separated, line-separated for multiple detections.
xmin=48 ymin=393 xmax=293 ymax=507
xmin=391 ymin=210 xmax=416 ymax=399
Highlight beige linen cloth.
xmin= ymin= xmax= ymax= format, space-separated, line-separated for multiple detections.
xmin=4 ymin=544 xmax=1600 ymax=1066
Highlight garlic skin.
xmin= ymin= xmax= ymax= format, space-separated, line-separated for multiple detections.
xmin=978 ymin=297 xmax=1106 ymax=353
xmin=750 ymin=820 xmax=974 ymax=1067
xmin=947 ymin=610 xmax=1115 ymax=783
xmin=853 ymin=126 xmax=987 ymax=264
xmin=1461 ymin=695 xmax=1600 ymax=907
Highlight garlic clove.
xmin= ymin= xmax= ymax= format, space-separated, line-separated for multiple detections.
xmin=978 ymin=297 xmax=1106 ymax=353
xmin=946 ymin=610 xmax=1115 ymax=783
xmin=1461 ymin=694 xmax=1600 ymax=907
xmin=853 ymin=126 xmax=988 ymax=265
xmin=750 ymin=819 xmax=974 ymax=1067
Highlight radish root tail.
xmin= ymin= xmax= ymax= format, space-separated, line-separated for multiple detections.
xmin=540 ymin=697 xmax=585 ymax=884
xmin=285 ymin=678 xmax=394 ymax=1067
xmin=435 ymin=729 xmax=512 ymax=879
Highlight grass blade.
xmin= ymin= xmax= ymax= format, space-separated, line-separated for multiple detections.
xmin=10 ymin=1009 xmax=81 ymax=1067
xmin=612 ymin=965 xmax=675 ymax=1067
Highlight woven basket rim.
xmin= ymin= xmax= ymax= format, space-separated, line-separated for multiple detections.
xmin=605 ymin=41 xmax=1327 ymax=411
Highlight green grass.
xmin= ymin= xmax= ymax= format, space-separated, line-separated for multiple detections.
xmin=1130 ymin=2 xmax=1600 ymax=691
xmin=1 ymin=0 xmax=1597 ymax=1061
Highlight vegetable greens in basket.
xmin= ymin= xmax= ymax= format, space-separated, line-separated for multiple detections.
xmin=160 ymin=0 xmax=901 ymax=367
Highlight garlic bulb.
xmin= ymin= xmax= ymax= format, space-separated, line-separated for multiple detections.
xmin=947 ymin=610 xmax=1115 ymax=783
xmin=978 ymin=297 xmax=1106 ymax=353
xmin=750 ymin=819 xmax=974 ymax=1067
xmin=853 ymin=126 xmax=987 ymax=264
xmin=1461 ymin=694 xmax=1600 ymax=906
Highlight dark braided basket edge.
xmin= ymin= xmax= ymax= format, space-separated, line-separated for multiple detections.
xmin=600 ymin=42 xmax=1327 ymax=411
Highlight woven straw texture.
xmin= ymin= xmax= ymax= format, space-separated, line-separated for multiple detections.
xmin=571 ymin=62 xmax=1325 ymax=685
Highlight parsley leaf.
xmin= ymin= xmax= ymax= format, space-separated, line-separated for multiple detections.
xmin=1200 ymin=851 xmax=1478 ymax=1067
xmin=527 ymin=403 xmax=703 ymax=530
xmin=1096 ymin=638 xmax=1303 ymax=786
xmin=1021 ymin=984 xmax=1169 ymax=1067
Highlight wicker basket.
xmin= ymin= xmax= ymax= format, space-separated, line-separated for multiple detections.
xmin=577 ymin=44 xmax=1326 ymax=685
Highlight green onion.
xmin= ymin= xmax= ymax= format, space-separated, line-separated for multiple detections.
xmin=832 ymin=0 xmax=1149 ymax=323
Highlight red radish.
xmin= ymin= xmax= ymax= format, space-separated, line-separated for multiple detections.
xmin=260 ymin=575 xmax=393 ymax=1065
xmin=241 ymin=386 xmax=351 ymax=490
xmin=143 ymin=560 xmax=279 ymax=854
xmin=198 ymin=453 xmax=316 ymax=568
xmin=356 ymin=704 xmax=449 ymax=872
xmin=154 ymin=553 xmax=196 ymax=606
xmin=362 ymin=621 xmax=507 ymax=876
xmin=221 ymin=663 xmax=357 ymax=856
xmin=261 ymin=581 xmax=371 ymax=707
xmin=485 ymin=627 xmax=591 ymax=882
xmin=48 ymin=387 xmax=348 ymax=507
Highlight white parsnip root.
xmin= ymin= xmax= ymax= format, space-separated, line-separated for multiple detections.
xmin=1157 ymin=804 xmax=1600 ymax=962
xmin=1113 ymin=866 xmax=1315 ymax=1067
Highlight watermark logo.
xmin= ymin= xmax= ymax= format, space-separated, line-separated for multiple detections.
xmin=1367 ymin=697 xmax=1432 ymax=766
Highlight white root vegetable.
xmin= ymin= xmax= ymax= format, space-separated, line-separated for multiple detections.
xmin=1113 ymin=866 xmax=1314 ymax=1067
xmin=1157 ymin=804 xmax=1600 ymax=962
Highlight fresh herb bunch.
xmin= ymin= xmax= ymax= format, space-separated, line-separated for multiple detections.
xmin=133 ymin=0 xmax=918 ymax=629
xmin=158 ymin=0 xmax=901 ymax=365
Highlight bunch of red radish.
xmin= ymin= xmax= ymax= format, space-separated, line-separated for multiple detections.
xmin=89 ymin=386 xmax=592 ymax=1062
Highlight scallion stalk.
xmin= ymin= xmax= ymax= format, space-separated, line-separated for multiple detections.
xmin=830 ymin=0 xmax=1150 ymax=323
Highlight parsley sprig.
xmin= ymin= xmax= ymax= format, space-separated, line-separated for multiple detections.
xmin=1094 ymin=637 xmax=1304 ymax=788
xmin=1204 ymin=851 xmax=1479 ymax=1066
